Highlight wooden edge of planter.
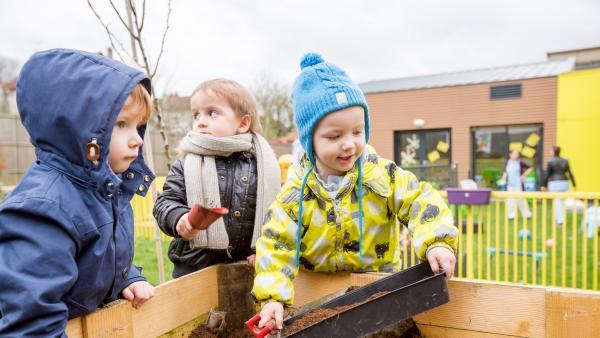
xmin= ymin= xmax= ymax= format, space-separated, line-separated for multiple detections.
xmin=66 ymin=264 xmax=218 ymax=338
xmin=66 ymin=269 xmax=600 ymax=338
xmin=352 ymin=275 xmax=600 ymax=338
xmin=156 ymin=314 xmax=208 ymax=338
xmin=545 ymin=286 xmax=600 ymax=338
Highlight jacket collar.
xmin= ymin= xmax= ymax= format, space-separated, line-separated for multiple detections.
xmin=297 ymin=145 xmax=391 ymax=201
xmin=36 ymin=147 xmax=154 ymax=205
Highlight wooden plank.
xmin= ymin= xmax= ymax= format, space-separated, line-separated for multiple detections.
xmin=350 ymin=274 xmax=547 ymax=337
xmin=414 ymin=279 xmax=546 ymax=337
xmin=293 ymin=271 xmax=352 ymax=307
xmin=130 ymin=265 xmax=218 ymax=337
xmin=82 ymin=301 xmax=133 ymax=338
xmin=546 ymin=287 xmax=600 ymax=338
xmin=65 ymin=317 xmax=83 ymax=338
xmin=350 ymin=272 xmax=387 ymax=286
xmin=217 ymin=262 xmax=255 ymax=329
xmin=157 ymin=314 xmax=207 ymax=338
xmin=65 ymin=265 xmax=218 ymax=338
xmin=418 ymin=324 xmax=517 ymax=338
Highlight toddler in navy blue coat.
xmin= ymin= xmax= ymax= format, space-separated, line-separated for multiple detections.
xmin=0 ymin=49 xmax=155 ymax=336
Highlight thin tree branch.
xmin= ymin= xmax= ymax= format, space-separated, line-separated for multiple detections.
xmin=109 ymin=0 xmax=138 ymax=39
xmin=152 ymin=0 xmax=172 ymax=78
xmin=106 ymin=32 xmax=129 ymax=63
xmin=88 ymin=0 xmax=135 ymax=64
xmin=139 ymin=0 xmax=146 ymax=32
xmin=130 ymin=0 xmax=172 ymax=165
xmin=128 ymin=0 xmax=142 ymax=35
xmin=88 ymin=0 xmax=173 ymax=169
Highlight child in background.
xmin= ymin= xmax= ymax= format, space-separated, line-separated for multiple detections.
xmin=153 ymin=79 xmax=281 ymax=278
xmin=502 ymin=149 xmax=533 ymax=219
xmin=0 ymin=49 xmax=155 ymax=336
xmin=252 ymin=53 xmax=458 ymax=330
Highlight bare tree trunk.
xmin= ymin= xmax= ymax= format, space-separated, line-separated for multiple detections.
xmin=88 ymin=0 xmax=173 ymax=169
xmin=89 ymin=0 xmax=173 ymax=284
xmin=123 ymin=0 xmax=166 ymax=284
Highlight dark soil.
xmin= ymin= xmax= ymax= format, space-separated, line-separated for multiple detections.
xmin=188 ymin=324 xmax=252 ymax=338
xmin=283 ymin=291 xmax=390 ymax=336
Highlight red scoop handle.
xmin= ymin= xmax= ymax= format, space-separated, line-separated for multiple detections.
xmin=245 ymin=314 xmax=273 ymax=338
xmin=188 ymin=203 xmax=228 ymax=230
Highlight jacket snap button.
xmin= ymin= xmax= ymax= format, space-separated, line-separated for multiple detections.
xmin=138 ymin=185 xmax=146 ymax=192
xmin=219 ymin=175 xmax=225 ymax=181
xmin=241 ymin=176 xmax=248 ymax=182
xmin=126 ymin=172 xmax=135 ymax=180
xmin=122 ymin=267 xmax=129 ymax=278
xmin=107 ymin=193 xmax=114 ymax=199
xmin=233 ymin=211 xmax=241 ymax=217
xmin=106 ymin=181 xmax=114 ymax=189
xmin=144 ymin=175 xmax=151 ymax=182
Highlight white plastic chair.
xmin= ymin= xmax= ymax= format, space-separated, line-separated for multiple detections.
xmin=459 ymin=179 xmax=478 ymax=190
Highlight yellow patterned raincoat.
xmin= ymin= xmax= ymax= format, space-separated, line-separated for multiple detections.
xmin=251 ymin=146 xmax=458 ymax=306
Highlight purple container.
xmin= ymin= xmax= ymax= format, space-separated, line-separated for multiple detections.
xmin=446 ymin=188 xmax=492 ymax=205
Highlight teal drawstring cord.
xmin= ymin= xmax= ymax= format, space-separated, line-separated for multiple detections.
xmin=296 ymin=165 xmax=314 ymax=268
xmin=357 ymin=158 xmax=364 ymax=261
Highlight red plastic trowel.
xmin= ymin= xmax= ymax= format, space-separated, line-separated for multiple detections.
xmin=188 ymin=203 xmax=229 ymax=230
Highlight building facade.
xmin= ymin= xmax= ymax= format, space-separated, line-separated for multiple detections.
xmin=361 ymin=54 xmax=599 ymax=191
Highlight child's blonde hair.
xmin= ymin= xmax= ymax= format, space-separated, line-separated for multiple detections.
xmin=123 ymin=83 xmax=153 ymax=124
xmin=192 ymin=78 xmax=262 ymax=133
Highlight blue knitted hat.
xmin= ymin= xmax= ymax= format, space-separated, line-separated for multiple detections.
xmin=291 ymin=53 xmax=370 ymax=164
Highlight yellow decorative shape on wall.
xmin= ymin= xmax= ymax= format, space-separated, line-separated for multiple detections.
xmin=428 ymin=150 xmax=440 ymax=163
xmin=509 ymin=142 xmax=523 ymax=152
xmin=525 ymin=133 xmax=540 ymax=147
xmin=521 ymin=146 xmax=536 ymax=159
xmin=436 ymin=141 xmax=449 ymax=153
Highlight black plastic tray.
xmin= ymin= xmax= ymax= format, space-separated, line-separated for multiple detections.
xmin=284 ymin=262 xmax=449 ymax=337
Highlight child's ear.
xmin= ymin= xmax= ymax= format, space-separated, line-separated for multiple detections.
xmin=236 ymin=115 xmax=252 ymax=134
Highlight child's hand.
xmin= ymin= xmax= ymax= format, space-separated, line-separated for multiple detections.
xmin=176 ymin=213 xmax=199 ymax=240
xmin=426 ymin=246 xmax=456 ymax=281
xmin=258 ymin=301 xmax=284 ymax=331
xmin=246 ymin=254 xmax=256 ymax=267
xmin=122 ymin=281 xmax=155 ymax=309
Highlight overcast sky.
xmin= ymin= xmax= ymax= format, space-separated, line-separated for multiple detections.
xmin=2 ymin=0 xmax=599 ymax=96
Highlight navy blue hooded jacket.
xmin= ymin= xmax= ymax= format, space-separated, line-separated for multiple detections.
xmin=0 ymin=49 xmax=155 ymax=337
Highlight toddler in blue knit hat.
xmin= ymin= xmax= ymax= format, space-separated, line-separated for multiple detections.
xmin=252 ymin=53 xmax=458 ymax=331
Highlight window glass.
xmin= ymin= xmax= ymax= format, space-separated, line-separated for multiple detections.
xmin=472 ymin=124 xmax=542 ymax=189
xmin=395 ymin=129 xmax=453 ymax=189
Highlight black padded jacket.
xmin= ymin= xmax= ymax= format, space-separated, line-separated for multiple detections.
xmin=543 ymin=156 xmax=576 ymax=187
xmin=153 ymin=152 xmax=257 ymax=277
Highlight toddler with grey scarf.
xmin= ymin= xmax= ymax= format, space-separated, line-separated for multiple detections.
xmin=153 ymin=78 xmax=280 ymax=278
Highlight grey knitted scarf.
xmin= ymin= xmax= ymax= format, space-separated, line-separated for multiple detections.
xmin=179 ymin=131 xmax=280 ymax=249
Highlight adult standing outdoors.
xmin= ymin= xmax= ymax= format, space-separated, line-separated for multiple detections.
xmin=541 ymin=146 xmax=576 ymax=226
xmin=501 ymin=150 xmax=533 ymax=219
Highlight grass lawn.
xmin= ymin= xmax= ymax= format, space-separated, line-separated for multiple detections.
xmin=132 ymin=199 xmax=599 ymax=291
xmin=133 ymin=238 xmax=173 ymax=286
xmin=449 ymin=199 xmax=599 ymax=290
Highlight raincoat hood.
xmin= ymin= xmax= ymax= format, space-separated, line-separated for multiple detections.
xmin=16 ymin=48 xmax=154 ymax=196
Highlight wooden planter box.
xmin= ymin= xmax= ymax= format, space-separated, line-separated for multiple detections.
xmin=66 ymin=265 xmax=600 ymax=338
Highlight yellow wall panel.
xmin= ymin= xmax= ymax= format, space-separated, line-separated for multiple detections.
xmin=557 ymin=69 xmax=600 ymax=192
